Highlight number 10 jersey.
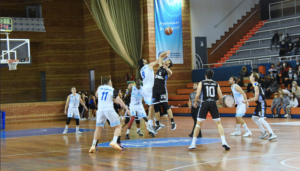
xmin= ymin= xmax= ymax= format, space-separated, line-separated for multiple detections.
xmin=201 ymin=80 xmax=219 ymax=102
xmin=97 ymin=85 xmax=118 ymax=110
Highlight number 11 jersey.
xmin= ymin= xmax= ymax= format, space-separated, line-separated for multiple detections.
xmin=202 ymin=80 xmax=219 ymax=102
xmin=97 ymin=85 xmax=118 ymax=110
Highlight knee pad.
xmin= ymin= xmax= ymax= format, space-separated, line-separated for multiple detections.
xmin=135 ymin=119 xmax=140 ymax=124
xmin=162 ymin=102 xmax=169 ymax=111
xmin=213 ymin=118 xmax=220 ymax=122
xmin=197 ymin=118 xmax=205 ymax=122
xmin=66 ymin=118 xmax=72 ymax=125
xmin=125 ymin=117 xmax=130 ymax=124
xmin=154 ymin=104 xmax=160 ymax=113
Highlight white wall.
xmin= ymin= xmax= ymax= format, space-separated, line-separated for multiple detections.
xmin=191 ymin=0 xmax=259 ymax=67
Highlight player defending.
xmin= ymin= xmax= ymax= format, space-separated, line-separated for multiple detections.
xmin=63 ymin=87 xmax=88 ymax=134
xmin=189 ymin=69 xmax=230 ymax=150
xmin=242 ymin=73 xmax=277 ymax=140
xmin=153 ymin=58 xmax=176 ymax=131
xmin=138 ymin=51 xmax=170 ymax=130
xmin=126 ymin=78 xmax=157 ymax=138
xmin=89 ymin=76 xmax=130 ymax=152
xmin=229 ymin=76 xmax=252 ymax=137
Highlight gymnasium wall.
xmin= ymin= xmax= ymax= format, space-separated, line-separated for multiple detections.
xmin=190 ymin=0 xmax=259 ymax=48
xmin=0 ymin=0 xmax=192 ymax=105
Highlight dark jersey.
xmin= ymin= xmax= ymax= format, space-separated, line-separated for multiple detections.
xmin=153 ymin=66 xmax=168 ymax=91
xmin=124 ymin=93 xmax=131 ymax=106
xmin=201 ymin=80 xmax=219 ymax=102
xmin=253 ymin=82 xmax=266 ymax=104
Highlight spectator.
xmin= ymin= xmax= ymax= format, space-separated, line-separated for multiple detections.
xmin=259 ymin=74 xmax=269 ymax=94
xmin=270 ymin=31 xmax=279 ymax=51
xmin=188 ymin=83 xmax=202 ymax=138
xmin=268 ymin=63 xmax=278 ymax=80
xmin=89 ymin=91 xmax=97 ymax=120
xmin=291 ymin=81 xmax=300 ymax=99
xmin=279 ymin=40 xmax=287 ymax=56
xmin=297 ymin=66 xmax=300 ymax=77
xmin=279 ymin=32 xmax=285 ymax=42
xmin=294 ymin=60 xmax=300 ymax=71
xmin=284 ymin=33 xmax=292 ymax=43
xmin=265 ymin=76 xmax=279 ymax=98
xmin=286 ymin=42 xmax=294 ymax=54
xmin=276 ymin=62 xmax=282 ymax=83
xmin=79 ymin=92 xmax=87 ymax=120
xmin=278 ymin=87 xmax=291 ymax=96
xmin=276 ymin=93 xmax=290 ymax=118
xmin=285 ymin=93 xmax=298 ymax=118
xmin=84 ymin=91 xmax=89 ymax=119
xmin=284 ymin=67 xmax=294 ymax=90
xmin=280 ymin=61 xmax=291 ymax=85
xmin=271 ymin=93 xmax=281 ymax=117
xmin=291 ymin=37 xmax=300 ymax=56
xmin=292 ymin=73 xmax=300 ymax=85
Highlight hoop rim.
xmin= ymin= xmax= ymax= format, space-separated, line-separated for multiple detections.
xmin=7 ymin=60 xmax=19 ymax=64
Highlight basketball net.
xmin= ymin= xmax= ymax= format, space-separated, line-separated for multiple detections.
xmin=7 ymin=60 xmax=19 ymax=70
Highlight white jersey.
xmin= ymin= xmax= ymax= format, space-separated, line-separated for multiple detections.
xmin=69 ymin=94 xmax=80 ymax=108
xmin=231 ymin=84 xmax=244 ymax=105
xmin=140 ymin=64 xmax=154 ymax=89
xmin=97 ymin=85 xmax=116 ymax=110
xmin=130 ymin=85 xmax=143 ymax=106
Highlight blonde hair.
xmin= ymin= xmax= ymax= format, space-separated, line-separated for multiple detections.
xmin=292 ymin=81 xmax=299 ymax=91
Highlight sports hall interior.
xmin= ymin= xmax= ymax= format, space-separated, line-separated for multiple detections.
xmin=1 ymin=0 xmax=300 ymax=170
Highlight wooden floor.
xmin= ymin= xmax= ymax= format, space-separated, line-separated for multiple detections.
xmin=1 ymin=116 xmax=300 ymax=171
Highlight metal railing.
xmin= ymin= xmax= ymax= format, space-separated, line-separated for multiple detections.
xmin=202 ymin=60 xmax=253 ymax=71
xmin=194 ymin=53 xmax=203 ymax=69
xmin=269 ymin=0 xmax=300 ymax=19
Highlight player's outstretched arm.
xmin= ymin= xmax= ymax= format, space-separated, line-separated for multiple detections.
xmin=194 ymin=82 xmax=202 ymax=108
xmin=148 ymin=50 xmax=170 ymax=69
xmin=64 ymin=96 xmax=70 ymax=114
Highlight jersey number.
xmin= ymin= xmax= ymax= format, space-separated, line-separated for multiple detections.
xmin=142 ymin=71 xmax=145 ymax=79
xmin=101 ymin=92 xmax=108 ymax=101
xmin=206 ymin=86 xmax=215 ymax=97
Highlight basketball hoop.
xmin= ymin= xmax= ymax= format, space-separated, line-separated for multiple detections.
xmin=7 ymin=60 xmax=19 ymax=70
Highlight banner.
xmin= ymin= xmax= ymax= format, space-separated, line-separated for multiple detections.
xmin=155 ymin=0 xmax=183 ymax=64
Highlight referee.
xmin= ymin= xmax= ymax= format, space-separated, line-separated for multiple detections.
xmin=189 ymin=83 xmax=202 ymax=138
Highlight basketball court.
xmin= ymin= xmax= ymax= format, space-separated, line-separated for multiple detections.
xmin=1 ymin=117 xmax=300 ymax=170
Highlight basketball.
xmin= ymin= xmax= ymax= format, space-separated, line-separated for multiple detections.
xmin=164 ymin=26 xmax=173 ymax=35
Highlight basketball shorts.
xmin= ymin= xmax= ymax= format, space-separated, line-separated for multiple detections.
xmin=67 ymin=107 xmax=80 ymax=119
xmin=130 ymin=105 xmax=147 ymax=119
xmin=198 ymin=101 xmax=220 ymax=120
xmin=253 ymin=101 xmax=267 ymax=118
xmin=142 ymin=86 xmax=153 ymax=105
xmin=152 ymin=88 xmax=168 ymax=105
xmin=96 ymin=108 xmax=120 ymax=127
xmin=236 ymin=103 xmax=246 ymax=117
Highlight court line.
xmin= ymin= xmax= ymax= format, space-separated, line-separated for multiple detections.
xmin=280 ymin=157 xmax=300 ymax=170
xmin=165 ymin=152 xmax=300 ymax=171
xmin=0 ymin=147 xmax=89 ymax=157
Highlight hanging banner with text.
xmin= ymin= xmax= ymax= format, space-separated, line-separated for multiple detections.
xmin=155 ymin=0 xmax=183 ymax=64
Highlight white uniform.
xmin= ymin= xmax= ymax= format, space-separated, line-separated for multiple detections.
xmin=231 ymin=84 xmax=246 ymax=117
xmin=96 ymin=85 xmax=120 ymax=127
xmin=67 ymin=93 xmax=80 ymax=119
xmin=140 ymin=64 xmax=154 ymax=105
xmin=130 ymin=85 xmax=147 ymax=119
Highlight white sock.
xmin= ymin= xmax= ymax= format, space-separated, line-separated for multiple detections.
xmin=92 ymin=139 xmax=97 ymax=146
xmin=137 ymin=128 xmax=140 ymax=132
xmin=242 ymin=123 xmax=250 ymax=132
xmin=261 ymin=119 xmax=273 ymax=134
xmin=153 ymin=117 xmax=156 ymax=122
xmin=65 ymin=125 xmax=68 ymax=129
xmin=236 ymin=124 xmax=241 ymax=132
xmin=76 ymin=126 xmax=79 ymax=131
xmin=145 ymin=122 xmax=149 ymax=127
xmin=112 ymin=136 xmax=118 ymax=143
xmin=192 ymin=137 xmax=197 ymax=144
xmin=126 ymin=129 xmax=130 ymax=134
xmin=221 ymin=135 xmax=227 ymax=144
xmin=252 ymin=116 xmax=265 ymax=132
xmin=149 ymin=119 xmax=153 ymax=126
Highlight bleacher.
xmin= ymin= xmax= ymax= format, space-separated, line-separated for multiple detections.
xmin=216 ymin=14 xmax=300 ymax=69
